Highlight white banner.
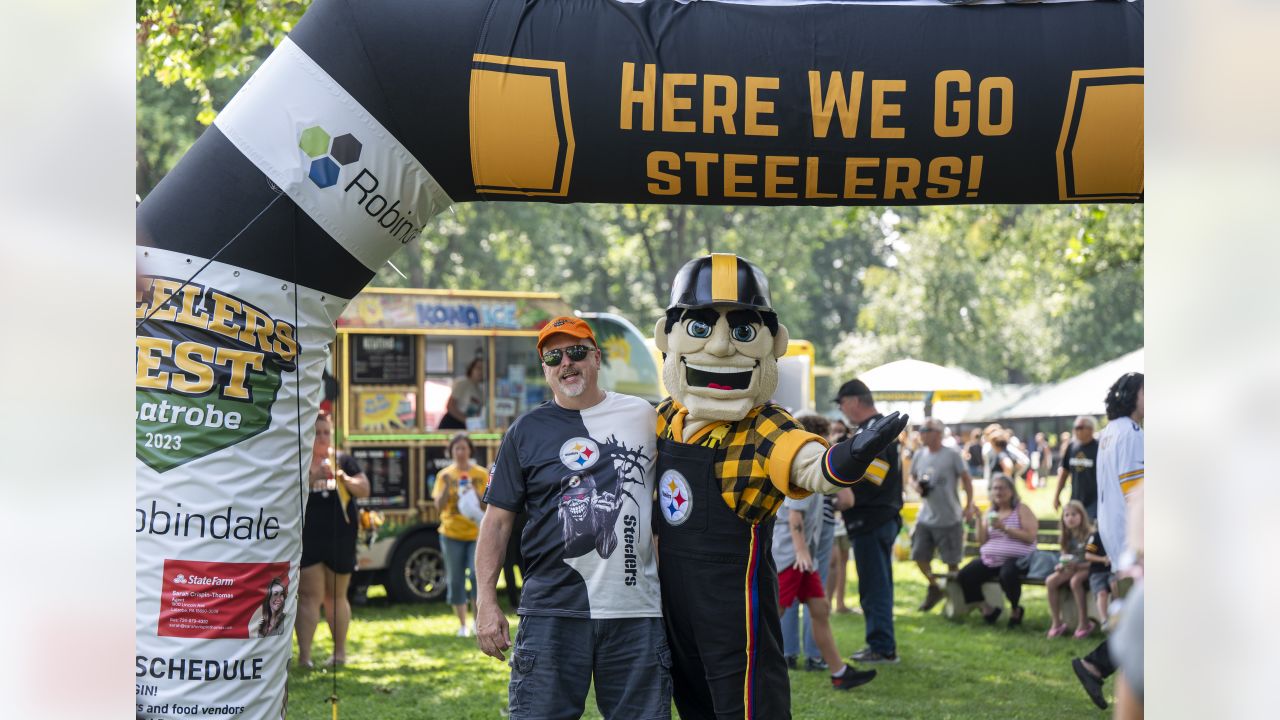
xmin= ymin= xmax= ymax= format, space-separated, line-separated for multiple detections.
xmin=214 ymin=38 xmax=452 ymax=272
xmin=136 ymin=246 xmax=346 ymax=719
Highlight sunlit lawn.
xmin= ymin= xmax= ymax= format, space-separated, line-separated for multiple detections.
xmin=288 ymin=487 xmax=1105 ymax=719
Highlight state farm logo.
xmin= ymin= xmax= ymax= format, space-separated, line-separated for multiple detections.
xmin=296 ymin=124 xmax=423 ymax=244
xmin=172 ymin=573 xmax=233 ymax=587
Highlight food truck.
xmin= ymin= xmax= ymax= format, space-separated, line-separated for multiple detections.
xmin=331 ymin=289 xmax=662 ymax=602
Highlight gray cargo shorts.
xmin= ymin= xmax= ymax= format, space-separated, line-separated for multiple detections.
xmin=508 ymin=614 xmax=671 ymax=720
xmin=910 ymin=522 xmax=964 ymax=566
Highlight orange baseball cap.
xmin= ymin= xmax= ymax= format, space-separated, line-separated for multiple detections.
xmin=537 ymin=316 xmax=597 ymax=351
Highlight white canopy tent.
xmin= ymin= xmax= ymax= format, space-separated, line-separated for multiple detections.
xmin=994 ymin=348 xmax=1144 ymax=421
xmin=855 ymin=358 xmax=993 ymax=427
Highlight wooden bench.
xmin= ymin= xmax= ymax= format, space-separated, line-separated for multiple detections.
xmin=939 ymin=517 xmax=1104 ymax=627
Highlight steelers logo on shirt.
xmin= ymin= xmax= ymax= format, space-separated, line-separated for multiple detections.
xmin=559 ymin=437 xmax=600 ymax=470
xmin=659 ymin=469 xmax=693 ymax=526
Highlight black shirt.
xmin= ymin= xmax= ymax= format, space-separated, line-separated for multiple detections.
xmin=482 ymin=393 xmax=661 ymax=619
xmin=1085 ymin=531 xmax=1110 ymax=575
xmin=840 ymin=414 xmax=903 ymax=536
xmin=1061 ymin=439 xmax=1100 ymax=513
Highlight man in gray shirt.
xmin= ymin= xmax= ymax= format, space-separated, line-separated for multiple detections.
xmin=909 ymin=418 xmax=975 ymax=612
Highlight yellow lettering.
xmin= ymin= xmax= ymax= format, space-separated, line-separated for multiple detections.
xmin=273 ymin=321 xmax=298 ymax=364
xmin=216 ymin=348 xmax=264 ymax=401
xmin=136 ymin=336 xmax=172 ymax=390
xmin=978 ymin=76 xmax=1013 ymax=136
xmin=744 ymin=76 xmax=780 ymax=137
xmin=702 ymin=75 xmax=738 ymax=135
xmin=239 ymin=305 xmax=274 ymax=354
xmin=884 ymin=157 xmax=921 ymax=200
xmin=925 ymin=156 xmax=964 ymax=199
xmin=763 ymin=156 xmax=799 ymax=199
xmin=934 ymin=70 xmax=970 ymax=138
xmin=662 ymin=73 xmax=697 ymax=133
xmin=723 ymin=154 xmax=757 ymax=198
xmin=808 ymin=70 xmax=864 ymax=139
xmin=685 ymin=152 xmax=719 ymax=197
xmin=175 ymin=283 xmax=206 ymax=328
xmin=171 ymin=341 xmax=216 ymax=394
xmin=804 ymin=157 xmax=835 ymax=200
xmin=620 ymin=62 xmax=656 ymax=132
xmin=147 ymin=279 xmax=181 ymax=323
xmin=842 ymin=158 xmax=880 ymax=200
xmin=871 ymin=79 xmax=906 ymax=139
xmin=647 ymin=151 xmax=682 ymax=195
xmin=208 ymin=292 xmax=242 ymax=341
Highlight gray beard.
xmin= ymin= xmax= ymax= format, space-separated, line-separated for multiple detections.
xmin=558 ymin=378 xmax=586 ymax=398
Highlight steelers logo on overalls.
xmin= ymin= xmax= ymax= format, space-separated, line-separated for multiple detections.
xmin=659 ymin=469 xmax=693 ymax=526
xmin=559 ymin=437 xmax=600 ymax=470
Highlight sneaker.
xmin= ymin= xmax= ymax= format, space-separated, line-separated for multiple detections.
xmin=784 ymin=655 xmax=798 ymax=670
xmin=831 ymin=666 xmax=877 ymax=690
xmin=1008 ymin=606 xmax=1024 ymax=628
xmin=1071 ymin=658 xmax=1109 ymax=710
xmin=849 ymin=648 xmax=900 ymax=665
xmin=918 ymin=584 xmax=946 ymax=612
xmin=455 ymin=626 xmax=471 ymax=638
xmin=805 ymin=657 xmax=828 ymax=672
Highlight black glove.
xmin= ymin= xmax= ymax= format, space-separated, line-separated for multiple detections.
xmin=821 ymin=411 xmax=909 ymax=486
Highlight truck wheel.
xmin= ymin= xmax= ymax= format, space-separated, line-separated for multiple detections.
xmin=386 ymin=531 xmax=446 ymax=603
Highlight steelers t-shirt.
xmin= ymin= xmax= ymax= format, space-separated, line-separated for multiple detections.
xmin=1062 ymin=438 xmax=1099 ymax=513
xmin=484 ymin=392 xmax=662 ymax=619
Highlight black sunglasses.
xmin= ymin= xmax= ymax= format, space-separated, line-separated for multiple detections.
xmin=541 ymin=344 xmax=594 ymax=366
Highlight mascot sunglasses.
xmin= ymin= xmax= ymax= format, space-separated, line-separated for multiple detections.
xmin=541 ymin=344 xmax=594 ymax=366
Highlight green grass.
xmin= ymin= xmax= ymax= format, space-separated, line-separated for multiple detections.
xmin=289 ymin=526 xmax=1105 ymax=718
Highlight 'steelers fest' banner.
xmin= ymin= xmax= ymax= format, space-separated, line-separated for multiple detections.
xmin=137 ymin=1 xmax=1141 ymax=717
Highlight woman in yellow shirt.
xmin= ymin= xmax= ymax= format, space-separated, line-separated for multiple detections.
xmin=434 ymin=432 xmax=489 ymax=636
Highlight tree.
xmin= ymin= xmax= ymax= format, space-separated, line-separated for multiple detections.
xmin=136 ymin=0 xmax=308 ymax=125
xmin=833 ymin=204 xmax=1144 ymax=383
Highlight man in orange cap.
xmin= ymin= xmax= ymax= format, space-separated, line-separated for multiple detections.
xmin=475 ymin=316 xmax=669 ymax=720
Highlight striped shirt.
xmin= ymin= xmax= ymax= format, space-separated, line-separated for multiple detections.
xmin=980 ymin=506 xmax=1034 ymax=568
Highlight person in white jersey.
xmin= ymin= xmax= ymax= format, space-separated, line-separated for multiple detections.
xmin=1072 ymin=371 xmax=1143 ymax=711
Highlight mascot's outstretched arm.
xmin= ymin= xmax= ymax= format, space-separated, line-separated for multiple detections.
xmin=789 ymin=411 xmax=909 ymax=493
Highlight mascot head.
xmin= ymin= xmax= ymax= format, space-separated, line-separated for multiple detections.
xmin=655 ymin=254 xmax=789 ymax=421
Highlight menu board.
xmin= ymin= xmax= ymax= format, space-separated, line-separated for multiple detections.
xmin=351 ymin=334 xmax=415 ymax=385
xmin=351 ymin=446 xmax=410 ymax=509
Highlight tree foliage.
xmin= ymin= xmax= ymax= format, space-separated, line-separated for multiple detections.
xmin=136 ymin=1 xmax=309 ymax=125
xmin=833 ymin=204 xmax=1144 ymax=383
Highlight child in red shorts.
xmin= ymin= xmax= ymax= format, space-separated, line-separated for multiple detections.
xmin=774 ymin=493 xmax=877 ymax=690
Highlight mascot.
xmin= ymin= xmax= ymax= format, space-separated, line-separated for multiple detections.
xmin=653 ymin=254 xmax=907 ymax=719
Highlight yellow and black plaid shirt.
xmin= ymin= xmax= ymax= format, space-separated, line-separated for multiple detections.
xmin=657 ymin=399 xmax=826 ymax=524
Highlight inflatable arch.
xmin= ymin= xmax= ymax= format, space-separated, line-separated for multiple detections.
xmin=135 ymin=1 xmax=1142 ymax=717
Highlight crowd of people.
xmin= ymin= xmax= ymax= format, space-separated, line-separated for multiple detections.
xmin=290 ymin=308 xmax=1144 ymax=716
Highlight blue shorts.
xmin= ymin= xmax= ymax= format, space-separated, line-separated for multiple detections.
xmin=508 ymin=615 xmax=671 ymax=720
xmin=1089 ymin=571 xmax=1114 ymax=595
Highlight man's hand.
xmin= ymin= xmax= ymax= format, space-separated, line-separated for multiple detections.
xmin=963 ymin=504 xmax=977 ymax=522
xmin=475 ymin=597 xmax=511 ymax=661
xmin=822 ymin=411 xmax=909 ymax=486
xmin=1052 ymin=494 xmax=1062 ymax=512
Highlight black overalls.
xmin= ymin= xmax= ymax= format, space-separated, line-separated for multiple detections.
xmin=655 ymin=436 xmax=791 ymax=720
